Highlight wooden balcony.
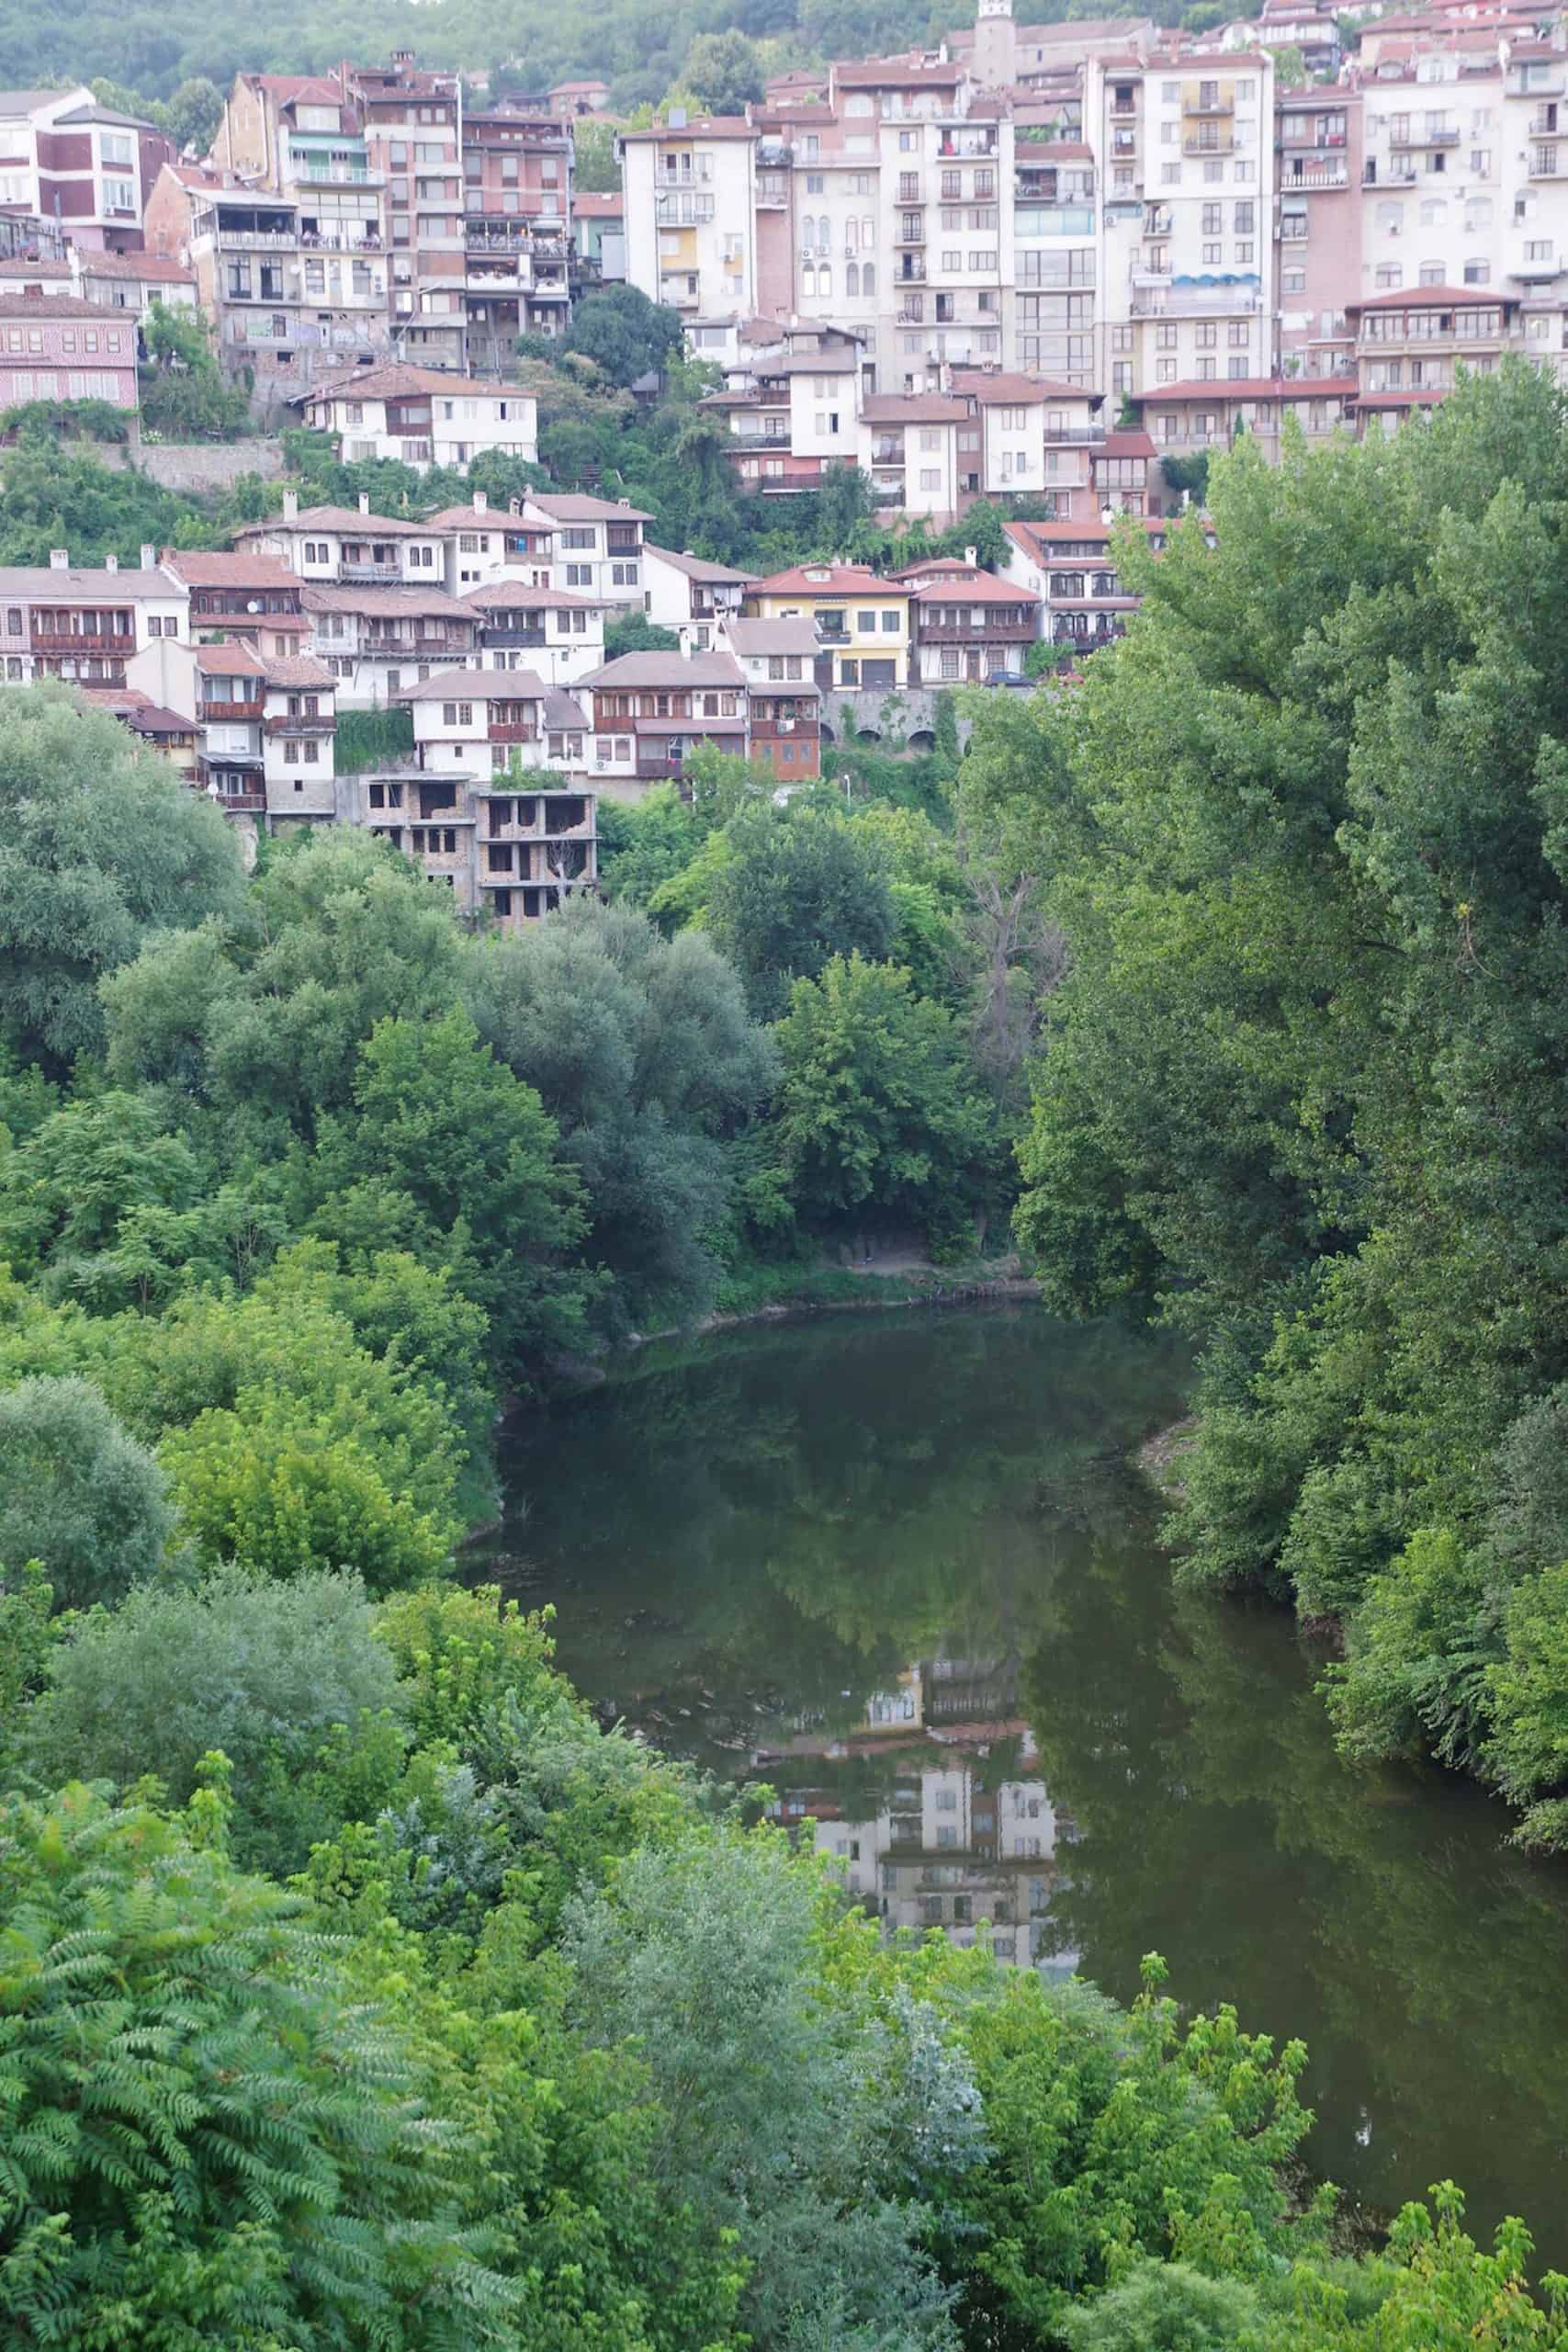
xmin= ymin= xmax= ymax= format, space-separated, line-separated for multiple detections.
xmin=200 ymin=695 xmax=265 ymax=721
xmin=915 ymin=614 xmax=1036 ymax=643
xmin=488 ymin=720 xmax=538 ymax=742
xmin=31 ymin=628 xmax=134 ymax=655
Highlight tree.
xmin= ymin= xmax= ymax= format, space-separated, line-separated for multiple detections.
xmin=604 ymin=608 xmax=682 ymax=657
xmin=564 ymin=284 xmax=686 ymax=390
xmin=773 ymin=955 xmax=996 ymax=1246
xmin=681 ymin=29 xmax=765 ymax=112
xmin=0 ymin=1780 xmax=515 ymax=2348
xmin=0 ymin=1376 xmax=171 ymax=1611
xmin=0 ymin=685 xmax=243 ymax=1072
xmin=573 ymin=118 xmax=620 ymax=191
xmin=1272 ymin=41 xmax=1308 ymax=86
xmin=24 ymin=1564 xmax=403 ymax=1830
xmin=464 ymin=896 xmax=776 ymax=1326
xmin=161 ymin=74 xmax=223 ymax=151
xmin=690 ymin=801 xmax=899 ymax=1020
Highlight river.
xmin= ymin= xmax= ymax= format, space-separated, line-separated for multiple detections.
xmin=475 ymin=1305 xmax=1568 ymax=2253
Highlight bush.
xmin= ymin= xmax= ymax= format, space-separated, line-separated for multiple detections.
xmin=0 ymin=1374 xmax=172 ymax=1610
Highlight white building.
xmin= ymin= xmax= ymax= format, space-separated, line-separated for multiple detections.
xmin=519 ymin=492 xmax=652 ymax=605
xmin=619 ymin=113 xmax=760 ymax=320
xmin=297 ymin=360 xmax=537 ymax=471
xmin=301 ymin=582 xmax=480 ymax=706
xmin=644 ymin=543 xmax=759 ymax=650
xmin=460 ymin=580 xmax=608 ymax=686
xmin=232 ymin=494 xmax=446 ymax=586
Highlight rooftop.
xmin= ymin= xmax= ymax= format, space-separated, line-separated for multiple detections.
xmin=301 ymin=582 xmax=476 ymax=618
xmin=163 ymin=552 xmax=302 ymax=592
xmin=645 ymin=543 xmax=759 ymax=584
xmin=301 ymin=362 xmax=527 ymax=404
xmin=580 ymin=650 xmax=746 ymax=688
xmin=722 ymin=616 xmax=820 ymax=658
xmin=461 ymin=581 xmax=612 ymax=611
xmin=525 ymin=492 xmax=654 ymax=523
xmin=755 ymin=562 xmax=908 ymax=596
xmin=75 ymin=253 xmax=196 ymax=284
xmin=233 ymin=504 xmax=436 ymax=538
xmin=261 ymin=654 xmax=338 ymax=688
xmin=400 ymin=666 xmax=549 ymax=700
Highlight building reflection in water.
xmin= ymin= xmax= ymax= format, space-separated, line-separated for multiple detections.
xmin=757 ymin=1657 xmax=1081 ymax=1973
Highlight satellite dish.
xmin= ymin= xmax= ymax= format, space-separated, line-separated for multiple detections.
xmin=246 ymin=599 xmax=263 ymax=613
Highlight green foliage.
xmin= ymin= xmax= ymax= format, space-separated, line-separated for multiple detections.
xmin=334 ymin=703 xmax=415 ymax=773
xmin=682 ymin=28 xmax=765 ymax=110
xmin=0 ymin=1376 xmax=172 ymax=1611
xmin=0 ymin=397 xmax=130 ymax=443
xmin=604 ymin=607 xmax=682 ymax=657
xmin=0 ymin=685 xmax=244 ymax=1071
xmin=562 ymin=284 xmax=685 ymax=390
xmin=687 ymin=800 xmax=899 ymax=1020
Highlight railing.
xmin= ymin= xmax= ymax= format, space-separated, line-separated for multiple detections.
xmin=1130 ymin=284 xmax=1261 ymax=316
xmin=937 ymin=132 xmax=997 ymax=156
xmin=293 ymin=163 xmax=376 ymax=184
xmin=1280 ymin=157 xmax=1348 ymax=188
xmin=1182 ymin=132 xmax=1235 ymax=156
xmin=339 ymin=561 xmax=401 ymax=582
xmin=214 ymin=227 xmax=298 ymax=248
xmin=30 ymin=629 xmax=134 ymax=653
xmin=1530 ymin=145 xmax=1568 ymax=175
xmin=481 ymin=627 xmax=547 ymax=647
xmin=199 ymin=695 xmax=264 ymax=721
xmin=488 ymin=721 xmax=538 ymax=742
xmin=872 ymin=440 xmax=905 ymax=464
xmin=264 ymin=712 xmax=334 ymax=734
xmin=1043 ymin=421 xmax=1106 ymax=441
xmin=1363 ymin=163 xmax=1417 ymax=186
xmin=1184 ymin=91 xmax=1234 ymax=116
xmin=1390 ymin=124 xmax=1459 ymax=147
xmin=918 ymin=614 xmax=1035 ymax=642
xmin=897 ymin=259 xmax=927 ymax=283
xmin=213 ymin=787 xmax=267 ymax=812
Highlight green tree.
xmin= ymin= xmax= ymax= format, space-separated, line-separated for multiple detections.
xmin=0 ymin=1376 xmax=171 ymax=1611
xmin=0 ymin=685 xmax=243 ymax=1072
xmin=681 ymin=28 xmax=765 ymax=112
xmin=604 ymin=608 xmax=682 ymax=657
xmin=564 ymin=284 xmax=686 ymax=389
xmin=689 ymin=801 xmax=899 ymax=1020
xmin=773 ymin=954 xmax=995 ymax=1246
xmin=572 ymin=117 xmax=621 ymax=191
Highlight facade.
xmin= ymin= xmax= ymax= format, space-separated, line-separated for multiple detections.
xmin=231 ymin=494 xmax=446 ymax=584
xmin=302 ymin=581 xmax=480 ymax=704
xmin=298 ymin=360 xmax=537 ymax=469
xmin=160 ymin=552 xmax=311 ymax=659
xmin=619 ymin=116 xmax=760 ymax=319
xmin=72 ymin=248 xmax=197 ymax=319
xmin=0 ymin=291 xmax=139 ymax=414
xmin=643 ymin=543 xmax=759 ymax=648
xmin=1133 ymin=368 xmax=1357 ymax=450
xmin=0 ymin=550 xmax=187 ymax=687
xmin=577 ymin=649 xmax=749 ymax=799
xmin=76 ymin=685 xmax=199 ymax=784
xmin=748 ymin=562 xmax=912 ymax=691
xmin=461 ymin=580 xmax=608 ymax=684
xmin=898 ymin=560 xmax=1042 ymax=679
xmin=1000 ymin=515 xmax=1160 ymax=650
xmin=520 ymin=492 xmax=651 ymax=604
xmin=423 ymin=493 xmax=555 ymax=591
xmin=572 ymin=191 xmax=626 ymax=288
xmin=462 ymin=102 xmax=573 ymax=370
xmin=0 ymin=88 xmax=170 ymax=254
xmin=716 ymin=616 xmax=823 ymax=778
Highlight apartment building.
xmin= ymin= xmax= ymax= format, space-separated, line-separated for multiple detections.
xmin=1088 ymin=48 xmax=1276 ymax=401
xmin=0 ymin=550 xmax=187 ymax=686
xmin=1133 ymin=368 xmax=1357 ymax=451
xmin=350 ymin=54 xmax=466 ymax=372
xmin=715 ymin=617 xmax=823 ymax=778
xmin=462 ymin=102 xmax=573 ymax=370
xmin=125 ymin=631 xmax=340 ymax=827
xmin=859 ymin=391 xmax=969 ymax=515
xmin=231 ymin=494 xmax=446 ymax=583
xmin=1010 ymin=137 xmax=1099 ymax=390
xmin=297 ymin=360 xmax=537 ymax=469
xmin=0 ymin=291 xmax=140 ymax=415
xmin=620 ymin=115 xmax=760 ymax=319
xmin=951 ymin=368 xmax=1106 ymax=506
xmin=460 ymin=580 xmax=608 ymax=685
xmin=644 ymin=544 xmax=759 ymax=648
xmin=577 ymin=649 xmax=749 ymax=799
xmin=749 ymin=562 xmax=913 ymax=690
xmin=1348 ymin=279 xmax=1524 ymax=421
xmin=999 ymin=515 xmax=1161 ymax=650
xmin=1275 ymin=88 xmax=1360 ymax=371
xmin=519 ymin=492 xmax=651 ymax=605
xmin=301 ymin=582 xmax=480 ymax=705
xmin=0 ymin=87 xmax=171 ymax=254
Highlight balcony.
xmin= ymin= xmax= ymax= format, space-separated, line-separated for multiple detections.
xmin=1043 ymin=421 xmax=1106 ymax=442
xmin=30 ymin=628 xmax=134 ymax=655
xmin=1389 ymin=125 xmax=1459 ymax=148
xmin=1131 ymin=281 xmax=1261 ymax=317
xmin=488 ymin=720 xmax=538 ymax=743
xmin=936 ymin=130 xmax=998 ymax=157
xmin=300 ymin=228 xmax=383 ymax=251
xmin=897 ymin=259 xmax=927 ymax=284
xmin=1362 ymin=162 xmax=1417 ymax=186
xmin=481 ymin=627 xmax=547 ymax=648
xmin=294 ymin=163 xmax=376 ymax=185
xmin=1182 ymin=131 xmax=1235 ymax=156
xmin=1183 ymin=91 xmax=1235 ymax=116
xmin=264 ymin=712 xmax=334 ymax=735
xmin=214 ymin=225 xmax=299 ymax=249
xmin=339 ymin=560 xmax=402 ymax=583
xmin=1015 ymin=203 xmax=1097 ymax=236
xmin=1280 ymin=156 xmax=1348 ymax=189
xmin=1530 ymin=145 xmax=1568 ymax=176
xmin=871 ymin=438 xmax=905 ymax=464
xmin=212 ymin=786 xmax=267 ymax=812
xmin=199 ymin=695 xmax=264 ymax=721
xmin=918 ymin=614 xmax=1034 ymax=642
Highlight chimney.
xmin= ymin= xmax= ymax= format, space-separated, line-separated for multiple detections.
xmin=509 ymin=496 xmax=521 ymax=514
xmin=140 ymin=543 xmax=156 ymax=570
xmin=49 ymin=548 xmax=69 ymax=570
xmin=105 ymin=553 xmax=118 ymax=571
xmin=964 ymin=544 xmax=977 ymax=567
xmin=473 ymin=490 xmax=488 ymax=514
xmin=358 ymin=491 xmax=370 ymax=514
xmin=617 ymin=495 xmax=631 ymax=508
xmin=283 ymin=488 xmax=299 ymax=521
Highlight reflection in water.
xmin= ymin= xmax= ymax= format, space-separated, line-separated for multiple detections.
xmin=474 ymin=1307 xmax=1568 ymax=2256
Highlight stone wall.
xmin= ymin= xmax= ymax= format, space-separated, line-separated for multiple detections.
xmin=97 ymin=440 xmax=286 ymax=493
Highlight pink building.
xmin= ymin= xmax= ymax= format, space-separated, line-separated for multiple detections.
xmin=0 ymin=291 xmax=139 ymax=413
xmin=1276 ymin=88 xmax=1363 ymax=376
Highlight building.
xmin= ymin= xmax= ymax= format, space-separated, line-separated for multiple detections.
xmin=520 ymin=492 xmax=651 ymax=604
xmin=1000 ymin=514 xmax=1158 ymax=650
xmin=643 ymin=542 xmax=759 ymax=648
xmin=578 ymin=648 xmax=749 ymax=798
xmin=1133 ymin=368 xmax=1356 ymax=451
xmin=462 ymin=101 xmax=573 ymax=368
xmin=951 ymin=368 xmax=1107 ymax=504
xmin=298 ymin=360 xmax=537 ymax=469
xmin=0 ymin=549 xmax=187 ymax=686
xmin=858 ymin=391 xmax=969 ymax=518
xmin=75 ymin=684 xmax=199 ymax=784
xmin=231 ymin=493 xmax=446 ymax=585
xmin=461 ymin=579 xmax=608 ymax=684
xmin=0 ymin=87 xmax=171 ymax=254
xmin=1275 ymin=88 xmax=1361 ymax=377
xmin=301 ymin=581 xmax=480 ymax=704
xmin=716 ymin=616 xmax=823 ymax=779
xmin=127 ymin=635 xmax=269 ymax=815
xmin=422 ymin=492 xmax=554 ymax=591
xmin=1348 ymin=280 xmax=1523 ymax=424
xmin=71 ymin=249 xmax=197 ymax=320
xmin=897 ymin=560 xmax=1042 ymax=680
xmin=619 ymin=115 xmax=760 ymax=321
xmin=572 ymin=190 xmax=626 ymax=288
xmin=341 ymin=54 xmax=467 ymax=373
xmin=747 ymin=563 xmax=912 ymax=691
xmin=548 ymin=81 xmax=611 ymax=121
xmin=160 ymin=552 xmax=311 ymax=659
xmin=0 ymin=291 xmax=140 ymax=416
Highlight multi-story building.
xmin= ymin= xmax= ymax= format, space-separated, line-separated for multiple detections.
xmin=858 ymin=390 xmax=970 ymax=517
xmin=297 ymin=360 xmax=538 ymax=470
xmin=0 ymin=291 xmax=140 ymax=416
xmin=1000 ymin=514 xmax=1164 ymax=652
xmin=644 ymin=543 xmax=759 ymax=649
xmin=866 ymin=65 xmax=1015 ymax=384
xmin=1089 ymin=48 xmax=1275 ymax=400
xmin=572 ymin=191 xmax=626 ymax=288
xmin=748 ymin=563 xmax=912 ymax=691
xmin=520 ymin=492 xmax=650 ymax=605
xmin=1275 ymin=87 xmax=1360 ymax=373
xmin=716 ymin=616 xmax=823 ymax=779
xmin=301 ymin=582 xmax=480 ymax=705
xmin=619 ymin=114 xmax=760 ymax=320
xmin=1133 ymin=368 xmax=1357 ymax=453
xmin=349 ymin=53 xmax=466 ymax=372
xmin=1348 ymin=280 xmax=1524 ymax=424
xmin=126 ymin=633 xmax=340 ymax=831
xmin=1010 ymin=137 xmax=1099 ymax=389
xmin=578 ymin=649 xmax=749 ymax=799
xmin=952 ymin=367 xmax=1106 ymax=506
xmin=160 ymin=552 xmax=311 ymax=661
xmin=231 ymin=493 xmax=446 ymax=585
xmin=462 ymin=101 xmax=573 ymax=369
xmin=896 ymin=558 xmax=1042 ymax=680
xmin=460 ymin=580 xmax=608 ymax=685
xmin=0 ymin=87 xmax=172 ymax=254
xmin=0 ymin=549 xmax=187 ymax=687
xmin=423 ymin=492 xmax=554 ymax=592
xmin=77 ymin=685 xmax=199 ymax=785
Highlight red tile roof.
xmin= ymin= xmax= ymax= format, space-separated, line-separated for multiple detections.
xmin=754 ymin=562 xmax=905 ymax=595
xmin=1135 ymin=373 xmax=1356 ymax=401
xmin=77 ymin=252 xmax=196 ymax=283
xmin=163 ymin=552 xmax=301 ymax=591
xmin=1349 ymin=284 xmax=1511 ymax=309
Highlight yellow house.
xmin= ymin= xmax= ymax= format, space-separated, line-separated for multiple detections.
xmin=747 ymin=562 xmax=911 ymax=690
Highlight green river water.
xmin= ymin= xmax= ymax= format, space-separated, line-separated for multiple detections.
xmin=474 ymin=1306 xmax=1568 ymax=2251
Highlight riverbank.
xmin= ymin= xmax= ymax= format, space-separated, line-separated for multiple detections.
xmin=678 ymin=1250 xmax=1040 ymax=1338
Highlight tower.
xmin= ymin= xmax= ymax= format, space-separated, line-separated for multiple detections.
xmin=972 ymin=0 xmax=1018 ymax=93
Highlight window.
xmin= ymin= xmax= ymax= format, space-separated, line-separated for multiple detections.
xmin=919 ymin=468 xmax=941 ymax=490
